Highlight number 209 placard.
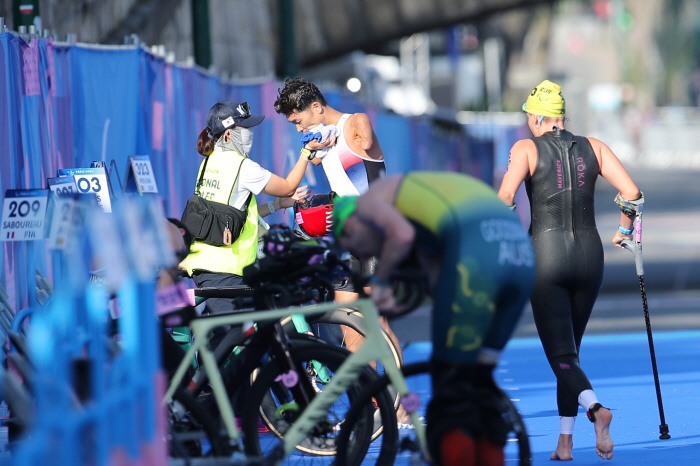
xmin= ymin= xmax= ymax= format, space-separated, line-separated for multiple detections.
xmin=0 ymin=189 xmax=49 ymax=241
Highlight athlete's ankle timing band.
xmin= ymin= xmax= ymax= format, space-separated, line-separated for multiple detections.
xmin=586 ymin=403 xmax=609 ymax=423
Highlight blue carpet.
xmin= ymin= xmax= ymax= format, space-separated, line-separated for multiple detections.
xmin=4 ymin=330 xmax=697 ymax=464
xmin=263 ymin=330 xmax=700 ymax=464
xmin=498 ymin=330 xmax=700 ymax=465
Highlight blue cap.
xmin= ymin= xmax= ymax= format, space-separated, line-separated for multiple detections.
xmin=205 ymin=100 xmax=264 ymax=135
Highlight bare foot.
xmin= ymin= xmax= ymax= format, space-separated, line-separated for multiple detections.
xmin=396 ymin=404 xmax=411 ymax=424
xmin=550 ymin=434 xmax=573 ymax=460
xmin=594 ymin=407 xmax=614 ymax=460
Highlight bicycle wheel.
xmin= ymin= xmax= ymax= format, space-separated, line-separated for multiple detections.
xmin=336 ymin=361 xmax=531 ymax=466
xmin=282 ymin=308 xmax=403 ymax=372
xmin=168 ymin=387 xmax=230 ymax=459
xmin=281 ymin=307 xmax=404 ymax=438
xmin=241 ymin=339 xmax=394 ymax=464
xmin=503 ymin=390 xmax=531 ymax=466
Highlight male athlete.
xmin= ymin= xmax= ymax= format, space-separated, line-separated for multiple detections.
xmin=274 ymin=77 xmax=386 ymax=197
xmin=275 ymin=77 xmax=416 ymax=425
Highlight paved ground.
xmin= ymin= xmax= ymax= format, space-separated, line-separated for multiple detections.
xmin=390 ymin=289 xmax=700 ymax=342
xmin=10 ymin=328 xmax=697 ymax=465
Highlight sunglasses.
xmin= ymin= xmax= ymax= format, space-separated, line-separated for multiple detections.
xmin=235 ymin=102 xmax=251 ymax=119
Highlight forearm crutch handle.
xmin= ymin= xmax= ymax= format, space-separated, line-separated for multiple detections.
xmin=620 ymin=197 xmax=644 ymax=276
xmin=620 ymin=240 xmax=643 ymax=276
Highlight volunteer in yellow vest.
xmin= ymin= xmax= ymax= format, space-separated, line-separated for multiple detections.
xmin=181 ymin=100 xmax=311 ymax=314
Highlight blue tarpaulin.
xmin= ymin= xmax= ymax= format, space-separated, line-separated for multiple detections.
xmin=0 ymin=33 xmax=522 ymax=311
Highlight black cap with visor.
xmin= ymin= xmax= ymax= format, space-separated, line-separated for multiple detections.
xmin=205 ymin=100 xmax=265 ymax=135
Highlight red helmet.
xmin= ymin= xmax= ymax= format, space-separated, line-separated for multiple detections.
xmin=293 ymin=192 xmax=336 ymax=238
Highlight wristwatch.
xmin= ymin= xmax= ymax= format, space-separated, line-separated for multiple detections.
xmin=300 ymin=148 xmax=316 ymax=160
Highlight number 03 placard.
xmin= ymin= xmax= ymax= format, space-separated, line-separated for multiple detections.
xmin=58 ymin=167 xmax=112 ymax=212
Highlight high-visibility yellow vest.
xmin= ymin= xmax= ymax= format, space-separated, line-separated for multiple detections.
xmin=181 ymin=150 xmax=259 ymax=276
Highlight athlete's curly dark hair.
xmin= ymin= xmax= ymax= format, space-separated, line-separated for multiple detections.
xmin=274 ymin=77 xmax=327 ymax=116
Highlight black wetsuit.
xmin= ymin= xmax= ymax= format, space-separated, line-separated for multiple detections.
xmin=525 ymin=127 xmax=604 ymax=417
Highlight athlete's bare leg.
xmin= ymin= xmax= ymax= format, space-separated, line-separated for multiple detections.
xmin=335 ymin=289 xmax=403 ymax=358
xmin=335 ymin=289 xmax=367 ymax=353
xmin=335 ymin=289 xmax=410 ymax=423
xmin=550 ymin=434 xmax=573 ymax=461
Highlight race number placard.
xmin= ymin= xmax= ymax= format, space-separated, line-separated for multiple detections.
xmin=58 ymin=167 xmax=112 ymax=212
xmin=124 ymin=155 xmax=158 ymax=194
xmin=156 ymin=281 xmax=191 ymax=319
xmin=47 ymin=176 xmax=78 ymax=195
xmin=0 ymin=189 xmax=49 ymax=241
xmin=47 ymin=196 xmax=87 ymax=250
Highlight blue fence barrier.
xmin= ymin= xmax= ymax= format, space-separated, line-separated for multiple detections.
xmin=0 ymin=32 xmax=524 ymax=312
xmin=8 ymin=197 xmax=171 ymax=466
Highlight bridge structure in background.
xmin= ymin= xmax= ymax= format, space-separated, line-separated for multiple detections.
xmin=0 ymin=0 xmax=555 ymax=80
xmin=286 ymin=0 xmax=555 ymax=69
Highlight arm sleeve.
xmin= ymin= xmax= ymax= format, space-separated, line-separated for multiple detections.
xmin=239 ymin=159 xmax=272 ymax=195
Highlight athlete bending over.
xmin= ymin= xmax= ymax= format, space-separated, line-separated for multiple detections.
xmin=333 ymin=172 xmax=535 ymax=466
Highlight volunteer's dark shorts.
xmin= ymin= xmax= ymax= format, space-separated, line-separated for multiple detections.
xmin=191 ymin=270 xmax=244 ymax=314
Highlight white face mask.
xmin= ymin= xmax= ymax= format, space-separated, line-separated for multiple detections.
xmin=239 ymin=127 xmax=254 ymax=155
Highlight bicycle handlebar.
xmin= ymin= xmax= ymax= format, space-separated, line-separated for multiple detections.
xmin=194 ymin=286 xmax=255 ymax=299
xmin=215 ymin=226 xmax=431 ymax=318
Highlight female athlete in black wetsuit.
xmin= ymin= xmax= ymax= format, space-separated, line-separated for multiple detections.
xmin=498 ymin=80 xmax=642 ymax=462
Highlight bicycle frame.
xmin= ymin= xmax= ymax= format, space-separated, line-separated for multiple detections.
xmin=164 ymin=298 xmax=426 ymax=465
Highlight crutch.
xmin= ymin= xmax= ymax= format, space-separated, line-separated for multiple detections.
xmin=620 ymin=198 xmax=671 ymax=440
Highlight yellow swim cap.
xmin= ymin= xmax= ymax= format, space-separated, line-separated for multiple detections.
xmin=522 ymin=80 xmax=565 ymax=118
